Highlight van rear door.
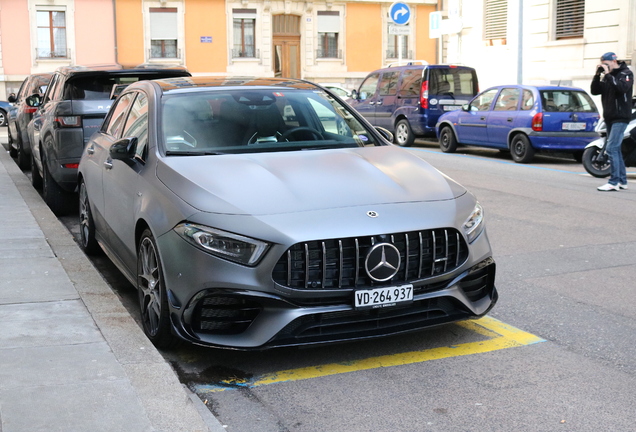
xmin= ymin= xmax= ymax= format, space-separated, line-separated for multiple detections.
xmin=427 ymin=66 xmax=478 ymax=129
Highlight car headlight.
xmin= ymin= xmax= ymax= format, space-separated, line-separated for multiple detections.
xmin=463 ymin=203 xmax=484 ymax=244
xmin=174 ymin=223 xmax=269 ymax=266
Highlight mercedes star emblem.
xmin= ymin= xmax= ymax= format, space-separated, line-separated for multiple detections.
xmin=365 ymin=243 xmax=401 ymax=282
xmin=367 ymin=211 xmax=379 ymax=218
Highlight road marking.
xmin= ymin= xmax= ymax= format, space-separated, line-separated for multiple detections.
xmin=194 ymin=316 xmax=545 ymax=393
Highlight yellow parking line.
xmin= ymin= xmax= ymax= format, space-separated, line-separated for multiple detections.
xmin=196 ymin=316 xmax=545 ymax=393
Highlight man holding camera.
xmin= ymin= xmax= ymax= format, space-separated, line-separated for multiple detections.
xmin=591 ymin=52 xmax=634 ymax=191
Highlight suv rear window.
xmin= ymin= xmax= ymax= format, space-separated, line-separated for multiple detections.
xmin=64 ymin=73 xmax=187 ymax=100
xmin=429 ymin=68 xmax=477 ymax=97
xmin=540 ymin=90 xmax=597 ymax=113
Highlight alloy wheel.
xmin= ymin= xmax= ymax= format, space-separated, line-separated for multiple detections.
xmin=138 ymin=237 xmax=162 ymax=337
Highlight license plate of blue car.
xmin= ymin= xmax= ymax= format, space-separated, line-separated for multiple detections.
xmin=354 ymin=284 xmax=414 ymax=309
xmin=562 ymin=122 xmax=586 ymax=131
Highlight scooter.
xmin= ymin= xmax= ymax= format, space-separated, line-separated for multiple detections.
xmin=582 ymin=104 xmax=636 ymax=178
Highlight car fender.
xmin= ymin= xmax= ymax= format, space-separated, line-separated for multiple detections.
xmin=436 ymin=120 xmax=461 ymax=142
xmin=506 ymin=127 xmax=533 ymax=149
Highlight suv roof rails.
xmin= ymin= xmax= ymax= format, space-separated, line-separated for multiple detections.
xmin=386 ymin=60 xmax=429 ymax=67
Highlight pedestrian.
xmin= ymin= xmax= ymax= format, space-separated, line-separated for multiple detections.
xmin=591 ymin=52 xmax=634 ymax=191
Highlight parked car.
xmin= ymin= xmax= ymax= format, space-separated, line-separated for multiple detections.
xmin=26 ymin=64 xmax=191 ymax=215
xmin=0 ymin=100 xmax=12 ymax=126
xmin=77 ymin=76 xmax=498 ymax=350
xmin=348 ymin=63 xmax=479 ymax=146
xmin=7 ymin=73 xmax=54 ymax=169
xmin=436 ymin=85 xmax=600 ymax=163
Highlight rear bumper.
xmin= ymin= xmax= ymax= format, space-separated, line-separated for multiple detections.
xmin=528 ymin=131 xmax=600 ymax=150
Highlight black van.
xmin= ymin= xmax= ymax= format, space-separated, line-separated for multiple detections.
xmin=348 ymin=63 xmax=479 ymax=146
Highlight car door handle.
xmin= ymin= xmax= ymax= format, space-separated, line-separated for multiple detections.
xmin=369 ymin=101 xmax=376 ymax=105
xmin=86 ymin=146 xmax=95 ymax=155
xmin=104 ymin=159 xmax=113 ymax=170
xmin=376 ymin=100 xmax=383 ymax=105
xmin=507 ymin=118 xmax=513 ymax=122
xmin=480 ymin=117 xmax=486 ymax=121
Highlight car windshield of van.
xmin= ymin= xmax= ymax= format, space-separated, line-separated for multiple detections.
xmin=540 ymin=90 xmax=598 ymax=113
xmin=161 ymin=89 xmax=381 ymax=155
xmin=429 ymin=68 xmax=477 ymax=98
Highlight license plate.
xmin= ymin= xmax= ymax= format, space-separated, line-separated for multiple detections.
xmin=562 ymin=122 xmax=586 ymax=131
xmin=354 ymin=284 xmax=413 ymax=310
xmin=443 ymin=105 xmax=461 ymax=111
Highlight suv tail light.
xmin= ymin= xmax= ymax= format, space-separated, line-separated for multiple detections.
xmin=54 ymin=116 xmax=82 ymax=128
xmin=531 ymin=112 xmax=543 ymax=131
xmin=420 ymin=80 xmax=429 ymax=109
xmin=25 ymin=107 xmax=38 ymax=114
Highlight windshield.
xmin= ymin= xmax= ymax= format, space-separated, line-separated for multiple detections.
xmin=540 ymin=90 xmax=598 ymax=113
xmin=161 ymin=89 xmax=380 ymax=154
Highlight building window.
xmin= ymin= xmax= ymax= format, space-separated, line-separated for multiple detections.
xmin=36 ymin=10 xmax=67 ymax=58
xmin=484 ymin=0 xmax=507 ymax=45
xmin=317 ymin=11 xmax=340 ymax=59
xmin=555 ymin=0 xmax=584 ymax=39
xmin=150 ymin=8 xmax=178 ymax=58
xmin=233 ymin=9 xmax=256 ymax=58
xmin=387 ymin=32 xmax=409 ymax=59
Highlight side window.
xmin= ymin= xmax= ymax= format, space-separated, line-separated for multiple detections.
xmin=42 ymin=74 xmax=60 ymax=104
xmin=121 ymin=93 xmax=149 ymax=161
xmin=398 ymin=69 xmax=422 ymax=97
xmin=471 ymin=89 xmax=498 ymax=112
xmin=521 ymin=90 xmax=534 ymax=111
xmin=358 ymin=73 xmax=380 ymax=100
xmin=105 ymin=93 xmax=136 ymax=137
xmin=494 ymin=88 xmax=520 ymax=111
xmin=378 ymin=71 xmax=399 ymax=96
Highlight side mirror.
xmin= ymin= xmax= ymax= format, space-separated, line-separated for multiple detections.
xmin=461 ymin=104 xmax=470 ymax=111
xmin=25 ymin=94 xmax=42 ymax=108
xmin=7 ymin=94 xmax=17 ymax=103
xmin=110 ymin=137 xmax=137 ymax=161
xmin=375 ymin=126 xmax=394 ymax=143
xmin=350 ymin=89 xmax=358 ymax=100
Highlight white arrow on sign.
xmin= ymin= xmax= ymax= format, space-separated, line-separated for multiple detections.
xmin=393 ymin=7 xmax=408 ymax=21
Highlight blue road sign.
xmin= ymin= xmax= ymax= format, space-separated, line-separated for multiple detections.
xmin=389 ymin=2 xmax=411 ymax=25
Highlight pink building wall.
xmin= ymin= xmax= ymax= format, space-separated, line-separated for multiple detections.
xmin=0 ymin=1 xmax=32 ymax=75
xmin=74 ymin=0 xmax=116 ymax=65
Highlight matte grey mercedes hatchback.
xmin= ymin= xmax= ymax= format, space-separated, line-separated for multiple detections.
xmin=77 ymin=76 xmax=497 ymax=349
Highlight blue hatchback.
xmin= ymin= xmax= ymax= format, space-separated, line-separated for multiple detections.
xmin=435 ymin=85 xmax=600 ymax=163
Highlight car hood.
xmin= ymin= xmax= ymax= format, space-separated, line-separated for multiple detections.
xmin=156 ymin=146 xmax=466 ymax=215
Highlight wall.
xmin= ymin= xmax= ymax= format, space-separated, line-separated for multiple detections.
xmin=185 ymin=0 xmax=227 ymax=73
xmin=115 ymin=0 xmax=145 ymax=67
xmin=75 ymin=0 xmax=116 ymax=66
xmin=345 ymin=3 xmax=382 ymax=73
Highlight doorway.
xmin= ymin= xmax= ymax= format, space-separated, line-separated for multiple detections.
xmin=272 ymin=15 xmax=301 ymax=79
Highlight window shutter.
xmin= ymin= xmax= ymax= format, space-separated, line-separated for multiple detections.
xmin=150 ymin=9 xmax=177 ymax=40
xmin=484 ymin=0 xmax=507 ymax=40
xmin=555 ymin=0 xmax=584 ymax=39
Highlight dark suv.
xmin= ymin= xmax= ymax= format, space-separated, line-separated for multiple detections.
xmin=7 ymin=72 xmax=54 ymax=169
xmin=27 ymin=64 xmax=191 ymax=215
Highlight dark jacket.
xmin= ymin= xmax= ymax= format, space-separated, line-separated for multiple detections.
xmin=591 ymin=61 xmax=634 ymax=124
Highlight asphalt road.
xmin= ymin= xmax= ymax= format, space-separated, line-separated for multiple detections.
xmin=4 ymin=129 xmax=636 ymax=431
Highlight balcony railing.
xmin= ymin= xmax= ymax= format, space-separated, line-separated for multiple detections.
xmin=231 ymin=48 xmax=259 ymax=58
xmin=148 ymin=48 xmax=182 ymax=61
xmin=36 ymin=48 xmax=70 ymax=59
xmin=316 ymin=48 xmax=342 ymax=59
xmin=386 ymin=49 xmax=412 ymax=59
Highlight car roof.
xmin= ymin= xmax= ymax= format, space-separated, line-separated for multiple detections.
xmin=150 ymin=76 xmax=320 ymax=94
xmin=484 ymin=84 xmax=587 ymax=92
xmin=55 ymin=64 xmax=190 ymax=77
xmin=372 ymin=64 xmax=475 ymax=73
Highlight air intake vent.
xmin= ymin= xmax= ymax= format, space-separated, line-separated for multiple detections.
xmin=192 ymin=295 xmax=261 ymax=335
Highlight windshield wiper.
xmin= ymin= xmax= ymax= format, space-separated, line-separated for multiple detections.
xmin=165 ymin=150 xmax=226 ymax=156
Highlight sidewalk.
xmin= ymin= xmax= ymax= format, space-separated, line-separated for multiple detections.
xmin=0 ymin=129 xmax=225 ymax=432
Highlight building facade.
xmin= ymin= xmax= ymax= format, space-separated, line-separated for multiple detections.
xmin=1 ymin=0 xmax=634 ymax=99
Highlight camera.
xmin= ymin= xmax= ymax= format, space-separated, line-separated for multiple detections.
xmin=596 ymin=65 xmax=605 ymax=75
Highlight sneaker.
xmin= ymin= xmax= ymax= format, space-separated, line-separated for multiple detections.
xmin=597 ymin=183 xmax=620 ymax=191
xmin=619 ymin=183 xmax=628 ymax=190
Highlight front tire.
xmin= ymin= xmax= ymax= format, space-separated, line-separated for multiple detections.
xmin=78 ymin=180 xmax=101 ymax=255
xmin=137 ymin=229 xmax=179 ymax=349
xmin=31 ymin=150 xmax=43 ymax=189
xmin=0 ymin=109 xmax=6 ymax=127
xmin=16 ymin=139 xmax=30 ymax=170
xmin=42 ymin=151 xmax=74 ymax=216
xmin=394 ymin=119 xmax=415 ymax=147
xmin=439 ymin=126 xmax=458 ymax=153
xmin=510 ymin=134 xmax=535 ymax=163
xmin=582 ymin=146 xmax=610 ymax=178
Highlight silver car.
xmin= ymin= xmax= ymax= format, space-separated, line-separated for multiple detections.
xmin=77 ymin=77 xmax=497 ymax=349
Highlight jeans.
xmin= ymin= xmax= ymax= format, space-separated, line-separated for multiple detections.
xmin=605 ymin=121 xmax=628 ymax=186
